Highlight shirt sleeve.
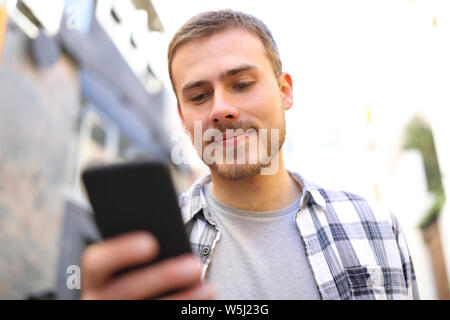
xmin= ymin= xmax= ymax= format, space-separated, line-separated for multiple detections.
xmin=391 ymin=213 xmax=420 ymax=300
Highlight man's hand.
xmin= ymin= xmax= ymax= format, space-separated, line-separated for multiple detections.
xmin=80 ymin=232 xmax=216 ymax=300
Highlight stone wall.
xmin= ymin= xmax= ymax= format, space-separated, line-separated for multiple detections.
xmin=0 ymin=24 xmax=80 ymax=298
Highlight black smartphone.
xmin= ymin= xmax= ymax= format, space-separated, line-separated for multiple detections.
xmin=81 ymin=160 xmax=192 ymax=274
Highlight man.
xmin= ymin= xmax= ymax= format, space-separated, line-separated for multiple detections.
xmin=81 ymin=9 xmax=419 ymax=300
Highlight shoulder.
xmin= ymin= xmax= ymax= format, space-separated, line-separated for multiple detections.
xmin=317 ymin=187 xmax=397 ymax=230
xmin=290 ymin=171 xmax=395 ymax=231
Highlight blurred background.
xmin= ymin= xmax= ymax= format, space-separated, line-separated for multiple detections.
xmin=0 ymin=0 xmax=448 ymax=300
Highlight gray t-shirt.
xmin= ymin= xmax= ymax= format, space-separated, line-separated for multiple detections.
xmin=203 ymin=182 xmax=321 ymax=300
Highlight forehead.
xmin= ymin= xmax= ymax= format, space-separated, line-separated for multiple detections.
xmin=171 ymin=28 xmax=273 ymax=92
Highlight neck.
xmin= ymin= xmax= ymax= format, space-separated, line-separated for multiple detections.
xmin=209 ymin=152 xmax=302 ymax=212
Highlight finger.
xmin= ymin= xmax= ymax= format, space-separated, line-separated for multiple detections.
xmin=91 ymin=254 xmax=202 ymax=300
xmin=159 ymin=283 xmax=217 ymax=300
xmin=81 ymin=232 xmax=159 ymax=290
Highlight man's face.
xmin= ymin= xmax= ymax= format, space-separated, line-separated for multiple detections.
xmin=171 ymin=28 xmax=293 ymax=180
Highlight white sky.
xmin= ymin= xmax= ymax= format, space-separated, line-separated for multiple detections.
xmin=152 ymin=0 xmax=450 ymax=195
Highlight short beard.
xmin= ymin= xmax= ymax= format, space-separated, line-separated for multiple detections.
xmin=207 ymin=120 xmax=286 ymax=181
xmin=209 ymin=162 xmax=263 ymax=181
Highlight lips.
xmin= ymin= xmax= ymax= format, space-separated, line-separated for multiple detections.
xmin=213 ymin=132 xmax=245 ymax=143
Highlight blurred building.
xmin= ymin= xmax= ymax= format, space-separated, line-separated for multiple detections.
xmin=0 ymin=0 xmax=193 ymax=299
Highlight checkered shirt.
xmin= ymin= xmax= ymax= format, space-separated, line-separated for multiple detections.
xmin=178 ymin=171 xmax=420 ymax=300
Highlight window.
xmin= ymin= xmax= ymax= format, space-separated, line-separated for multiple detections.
xmin=70 ymin=102 xmax=134 ymax=206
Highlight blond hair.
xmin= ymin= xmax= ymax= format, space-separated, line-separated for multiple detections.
xmin=168 ymin=9 xmax=282 ymax=91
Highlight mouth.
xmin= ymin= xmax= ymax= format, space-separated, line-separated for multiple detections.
xmin=211 ymin=127 xmax=258 ymax=144
xmin=213 ymin=132 xmax=246 ymax=143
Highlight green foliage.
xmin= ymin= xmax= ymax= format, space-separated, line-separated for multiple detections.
xmin=403 ymin=116 xmax=446 ymax=229
xmin=419 ymin=190 xmax=445 ymax=230
xmin=404 ymin=117 xmax=443 ymax=194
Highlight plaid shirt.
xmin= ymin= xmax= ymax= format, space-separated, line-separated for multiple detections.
xmin=178 ymin=171 xmax=420 ymax=300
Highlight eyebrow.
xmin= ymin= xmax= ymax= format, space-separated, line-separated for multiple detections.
xmin=181 ymin=64 xmax=257 ymax=93
xmin=223 ymin=64 xmax=256 ymax=77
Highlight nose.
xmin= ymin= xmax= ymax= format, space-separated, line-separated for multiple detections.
xmin=208 ymin=88 xmax=240 ymax=126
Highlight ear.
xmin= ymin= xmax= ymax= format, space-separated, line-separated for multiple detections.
xmin=279 ymin=72 xmax=294 ymax=111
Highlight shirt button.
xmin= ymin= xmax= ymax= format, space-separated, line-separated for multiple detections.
xmin=201 ymin=247 xmax=210 ymax=256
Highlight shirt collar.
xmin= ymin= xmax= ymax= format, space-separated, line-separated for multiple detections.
xmin=180 ymin=174 xmax=212 ymax=224
xmin=180 ymin=170 xmax=327 ymax=225
xmin=289 ymin=171 xmax=327 ymax=209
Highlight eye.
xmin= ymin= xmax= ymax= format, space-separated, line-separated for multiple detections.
xmin=234 ymin=81 xmax=255 ymax=90
xmin=191 ymin=93 xmax=208 ymax=103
